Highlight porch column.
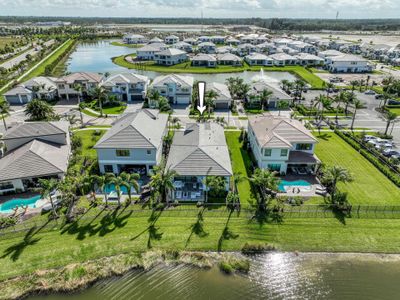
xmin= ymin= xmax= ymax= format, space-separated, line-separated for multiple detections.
xmin=112 ymin=164 xmax=119 ymax=174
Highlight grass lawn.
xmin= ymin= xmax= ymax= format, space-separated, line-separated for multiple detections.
xmin=110 ymin=41 xmax=143 ymax=48
xmin=315 ymin=132 xmax=400 ymax=205
xmin=388 ymin=107 xmax=400 ymax=115
xmin=112 ymin=55 xmax=325 ymax=89
xmin=225 ymin=131 xmax=256 ymax=205
xmin=99 ymin=105 xmax=127 ymax=115
xmin=23 ymin=39 xmax=74 ymax=81
xmin=3 ymin=205 xmax=400 ymax=281
xmin=73 ymin=129 xmax=106 ymax=158
xmin=0 ymin=37 xmax=20 ymax=48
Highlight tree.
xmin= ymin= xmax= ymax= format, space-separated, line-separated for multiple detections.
xmin=106 ymin=173 xmax=128 ymax=206
xmin=322 ymin=166 xmax=353 ymax=199
xmin=120 ymin=172 xmax=140 ymax=202
xmin=382 ymin=110 xmax=398 ymax=135
xmin=294 ymin=79 xmax=306 ymax=102
xmin=325 ymin=82 xmax=334 ymax=97
xmin=73 ymin=83 xmax=84 ymax=125
xmin=259 ymin=89 xmax=273 ymax=111
xmin=204 ymin=176 xmax=226 ymax=200
xmin=280 ymin=79 xmax=289 ymax=92
xmin=90 ymin=86 xmax=107 ymax=116
xmin=249 ymin=168 xmax=280 ymax=208
xmin=91 ymin=175 xmax=109 ymax=206
xmin=332 ymin=94 xmax=342 ymax=123
xmin=0 ymin=100 xmax=10 ymax=131
xmin=350 ymin=99 xmax=363 ymax=130
xmin=277 ymin=101 xmax=288 ymax=116
xmin=25 ymin=99 xmax=56 ymax=121
xmin=349 ymin=80 xmax=359 ymax=93
xmin=205 ymin=89 xmax=218 ymax=118
xmin=37 ymin=178 xmax=59 ymax=218
xmin=149 ymin=163 xmax=176 ymax=204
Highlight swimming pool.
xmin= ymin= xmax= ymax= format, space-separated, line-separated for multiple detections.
xmin=278 ymin=180 xmax=312 ymax=192
xmin=103 ymin=183 xmax=140 ymax=195
xmin=0 ymin=195 xmax=42 ymax=213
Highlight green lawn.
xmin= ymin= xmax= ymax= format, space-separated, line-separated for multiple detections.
xmin=73 ymin=129 xmax=106 ymax=158
xmin=315 ymin=132 xmax=400 ymax=205
xmin=98 ymin=105 xmax=126 ymax=115
xmin=110 ymin=41 xmax=144 ymax=48
xmin=388 ymin=108 xmax=400 ymax=115
xmin=112 ymin=55 xmax=325 ymax=89
xmin=0 ymin=37 xmax=20 ymax=48
xmin=225 ymin=131 xmax=255 ymax=205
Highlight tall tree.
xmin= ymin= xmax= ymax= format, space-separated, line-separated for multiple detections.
xmin=205 ymin=89 xmax=218 ymax=118
xmin=106 ymin=173 xmax=129 ymax=206
xmin=149 ymin=163 xmax=176 ymax=204
xmin=37 ymin=178 xmax=59 ymax=218
xmin=249 ymin=168 xmax=280 ymax=207
xmin=120 ymin=172 xmax=140 ymax=202
xmin=0 ymin=100 xmax=10 ymax=131
xmin=350 ymin=99 xmax=363 ymax=130
xmin=259 ymin=88 xmax=273 ymax=111
xmin=25 ymin=99 xmax=56 ymax=121
xmin=73 ymin=83 xmax=84 ymax=126
xmin=382 ymin=110 xmax=398 ymax=135
xmin=90 ymin=86 xmax=107 ymax=117
xmin=322 ymin=166 xmax=353 ymax=199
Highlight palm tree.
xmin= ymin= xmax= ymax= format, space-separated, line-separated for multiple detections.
xmin=106 ymin=173 xmax=128 ymax=206
xmin=37 ymin=178 xmax=59 ymax=218
xmin=349 ymin=80 xmax=359 ymax=94
xmin=0 ymin=100 xmax=10 ymax=131
xmin=205 ymin=89 xmax=218 ymax=118
xmin=260 ymin=89 xmax=273 ymax=111
xmin=280 ymin=79 xmax=289 ymax=92
xmin=25 ymin=99 xmax=55 ymax=121
xmin=320 ymin=96 xmax=332 ymax=122
xmin=350 ymin=99 xmax=363 ymax=130
xmin=147 ymin=88 xmax=160 ymax=108
xmin=90 ymin=86 xmax=107 ymax=117
xmin=277 ymin=101 xmax=288 ymax=116
xmin=322 ymin=166 xmax=353 ymax=199
xmin=382 ymin=110 xmax=398 ymax=135
xmin=325 ymin=82 xmax=334 ymax=97
xmin=332 ymin=94 xmax=342 ymax=123
xmin=294 ymin=79 xmax=306 ymax=102
xmin=120 ymin=172 xmax=140 ymax=202
xmin=249 ymin=168 xmax=280 ymax=207
xmin=91 ymin=175 xmax=109 ymax=206
xmin=149 ymin=163 xmax=176 ymax=204
xmin=73 ymin=83 xmax=84 ymax=125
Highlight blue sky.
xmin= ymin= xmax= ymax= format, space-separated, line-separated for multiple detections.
xmin=0 ymin=0 xmax=399 ymax=18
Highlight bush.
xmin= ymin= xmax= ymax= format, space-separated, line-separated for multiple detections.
xmin=241 ymin=242 xmax=276 ymax=254
xmin=219 ymin=262 xmax=234 ymax=274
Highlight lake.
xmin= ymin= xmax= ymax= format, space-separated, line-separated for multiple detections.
xmin=66 ymin=40 xmax=296 ymax=84
xmin=30 ymin=252 xmax=400 ymax=300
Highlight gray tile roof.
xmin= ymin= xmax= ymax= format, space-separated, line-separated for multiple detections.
xmin=249 ymin=115 xmax=317 ymax=149
xmin=55 ymin=72 xmax=103 ymax=84
xmin=166 ymin=123 xmax=232 ymax=176
xmin=3 ymin=85 xmax=33 ymax=96
xmin=2 ymin=122 xmax=68 ymax=140
xmin=249 ymin=80 xmax=291 ymax=101
xmin=0 ymin=139 xmax=70 ymax=181
xmin=94 ymin=109 xmax=168 ymax=149
xmin=150 ymin=74 xmax=194 ymax=88
xmin=207 ymin=82 xmax=231 ymax=102
xmin=101 ymin=73 xmax=149 ymax=86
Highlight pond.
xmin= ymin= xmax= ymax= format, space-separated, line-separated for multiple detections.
xmin=30 ymin=252 xmax=400 ymax=300
xmin=66 ymin=40 xmax=296 ymax=84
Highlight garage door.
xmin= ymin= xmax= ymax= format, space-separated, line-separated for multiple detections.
xmin=215 ymin=101 xmax=229 ymax=109
xmin=175 ymin=96 xmax=189 ymax=105
xmin=130 ymin=95 xmax=143 ymax=102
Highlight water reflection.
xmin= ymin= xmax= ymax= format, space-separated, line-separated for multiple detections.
xmin=29 ymin=252 xmax=400 ymax=300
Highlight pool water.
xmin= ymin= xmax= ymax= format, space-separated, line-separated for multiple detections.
xmin=0 ymin=195 xmax=42 ymax=213
xmin=278 ymin=180 xmax=311 ymax=192
xmin=103 ymin=184 xmax=140 ymax=195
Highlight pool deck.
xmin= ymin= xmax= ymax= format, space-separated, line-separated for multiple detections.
xmin=277 ymin=175 xmax=324 ymax=198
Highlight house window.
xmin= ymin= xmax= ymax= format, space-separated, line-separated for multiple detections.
xmin=264 ymin=149 xmax=272 ymax=156
xmin=116 ymin=149 xmax=130 ymax=157
xmin=296 ymin=144 xmax=313 ymax=151
xmin=104 ymin=165 xmax=114 ymax=173
xmin=147 ymin=150 xmax=151 ymax=155
xmin=281 ymin=149 xmax=288 ymax=157
xmin=267 ymin=164 xmax=281 ymax=172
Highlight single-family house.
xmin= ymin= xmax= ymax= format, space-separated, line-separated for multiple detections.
xmin=55 ymin=72 xmax=103 ymax=100
xmin=149 ymin=37 xmax=164 ymax=44
xmin=149 ymin=74 xmax=194 ymax=105
xmin=256 ymin=42 xmax=277 ymax=55
xmin=287 ymin=41 xmax=317 ymax=54
xmin=269 ymin=53 xmax=297 ymax=66
xmin=94 ymin=109 xmax=168 ymax=175
xmin=165 ymin=35 xmax=179 ymax=45
xmin=318 ymin=49 xmax=343 ymax=59
xmin=136 ymin=43 xmax=167 ymax=60
xmin=183 ymin=38 xmax=198 ymax=45
xmin=197 ymin=42 xmax=217 ymax=54
xmin=240 ymin=35 xmax=256 ymax=44
xmin=273 ymin=38 xmax=293 ymax=47
xmin=154 ymin=48 xmax=188 ymax=66
xmin=123 ymin=34 xmax=147 ymax=44
xmin=172 ymin=41 xmax=193 ymax=53
xmin=0 ymin=121 xmax=70 ymax=195
xmin=3 ymin=76 xmax=57 ymax=104
xmin=207 ymin=82 xmax=232 ymax=109
xmin=216 ymin=46 xmax=235 ymax=54
xmin=245 ymin=53 xmax=274 ymax=66
xmin=211 ymin=35 xmax=226 ymax=44
xmin=248 ymin=80 xmax=292 ymax=109
xmin=191 ymin=54 xmax=217 ymax=68
xmin=225 ymin=37 xmax=240 ymax=46
xmin=325 ymin=54 xmax=373 ymax=73
xmin=101 ymin=73 xmax=150 ymax=102
xmin=247 ymin=115 xmax=318 ymax=174
xmin=197 ymin=36 xmax=212 ymax=43
xmin=166 ymin=123 xmax=233 ymax=201
xmin=216 ymin=53 xmax=242 ymax=66
xmin=295 ymin=53 xmax=324 ymax=66
xmin=255 ymin=36 xmax=269 ymax=45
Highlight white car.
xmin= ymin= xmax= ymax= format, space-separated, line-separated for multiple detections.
xmin=363 ymin=135 xmax=377 ymax=142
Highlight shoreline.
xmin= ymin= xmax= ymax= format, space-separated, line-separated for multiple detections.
xmin=3 ymin=250 xmax=400 ymax=300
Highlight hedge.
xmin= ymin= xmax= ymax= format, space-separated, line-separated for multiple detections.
xmin=335 ymin=129 xmax=400 ymax=187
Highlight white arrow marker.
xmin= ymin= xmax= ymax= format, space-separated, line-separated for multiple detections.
xmin=197 ymin=81 xmax=206 ymax=115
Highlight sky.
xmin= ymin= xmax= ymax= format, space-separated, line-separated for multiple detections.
xmin=0 ymin=0 xmax=399 ymax=19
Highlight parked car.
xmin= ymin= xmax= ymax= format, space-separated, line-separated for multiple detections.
xmin=383 ymin=149 xmax=399 ymax=157
xmin=375 ymin=94 xmax=384 ymax=100
xmin=388 ymin=99 xmax=400 ymax=105
xmin=364 ymin=90 xmax=376 ymax=95
xmin=363 ymin=135 xmax=377 ymax=142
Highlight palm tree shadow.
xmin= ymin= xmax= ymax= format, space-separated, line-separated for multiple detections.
xmin=317 ymin=133 xmax=331 ymax=141
xmin=1 ymin=227 xmax=41 ymax=261
xmin=332 ymin=208 xmax=347 ymax=225
xmin=147 ymin=224 xmax=163 ymax=249
xmin=217 ymin=210 xmax=238 ymax=252
xmin=130 ymin=209 xmax=164 ymax=249
xmin=185 ymin=208 xmax=208 ymax=248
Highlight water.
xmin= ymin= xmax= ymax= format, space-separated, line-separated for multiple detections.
xmin=103 ymin=183 xmax=140 ymax=195
xmin=278 ymin=179 xmax=311 ymax=192
xmin=0 ymin=195 xmax=41 ymax=213
xmin=66 ymin=40 xmax=296 ymax=84
xmin=30 ymin=253 xmax=400 ymax=300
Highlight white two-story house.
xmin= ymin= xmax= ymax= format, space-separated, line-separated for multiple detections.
xmin=94 ymin=109 xmax=168 ymax=176
xmin=55 ymin=72 xmax=103 ymax=100
xmin=154 ymin=48 xmax=188 ymax=66
xmin=101 ymin=73 xmax=150 ymax=102
xmin=149 ymin=74 xmax=194 ymax=105
xmin=325 ymin=54 xmax=373 ymax=73
xmin=247 ymin=115 xmax=319 ymax=175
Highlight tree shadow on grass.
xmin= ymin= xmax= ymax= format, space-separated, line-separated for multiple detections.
xmin=316 ymin=133 xmax=331 ymax=141
xmin=130 ymin=209 xmax=164 ymax=250
xmin=185 ymin=208 xmax=208 ymax=248
xmin=332 ymin=207 xmax=347 ymax=225
xmin=1 ymin=227 xmax=41 ymax=261
xmin=217 ymin=210 xmax=239 ymax=252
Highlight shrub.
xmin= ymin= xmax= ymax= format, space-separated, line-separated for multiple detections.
xmin=241 ymin=242 xmax=276 ymax=254
xmin=218 ymin=261 xmax=234 ymax=274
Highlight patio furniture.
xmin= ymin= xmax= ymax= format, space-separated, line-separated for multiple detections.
xmin=176 ymin=191 xmax=182 ymax=199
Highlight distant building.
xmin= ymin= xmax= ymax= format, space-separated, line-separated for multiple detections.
xmin=154 ymin=48 xmax=189 ymax=66
xmin=123 ymin=34 xmax=147 ymax=44
xmin=149 ymin=74 xmax=194 ymax=105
